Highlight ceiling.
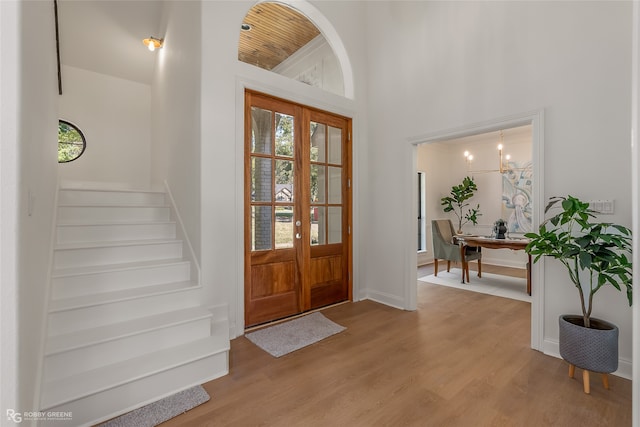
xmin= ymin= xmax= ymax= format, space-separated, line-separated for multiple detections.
xmin=58 ymin=1 xmax=321 ymax=86
xmin=238 ymin=3 xmax=321 ymax=71
xmin=58 ymin=0 xmax=164 ymax=85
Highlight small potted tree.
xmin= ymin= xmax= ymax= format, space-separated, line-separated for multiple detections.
xmin=525 ymin=195 xmax=632 ymax=393
xmin=440 ymin=176 xmax=481 ymax=234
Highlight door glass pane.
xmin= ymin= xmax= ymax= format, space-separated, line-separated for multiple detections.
xmin=328 ymin=166 xmax=342 ymax=204
xmin=275 ymin=206 xmax=294 ymax=248
xmin=328 ymin=207 xmax=342 ymax=244
xmin=252 ymin=206 xmax=272 ymax=251
xmin=275 ymin=159 xmax=294 ymax=202
xmin=275 ymin=113 xmax=294 ymax=157
xmin=251 ymin=107 xmax=272 ymax=154
xmin=328 ymin=126 xmax=342 ymax=165
xmin=310 ymin=164 xmax=325 ymax=203
xmin=251 ymin=157 xmax=272 ymax=202
xmin=311 ymin=206 xmax=325 ymax=246
xmin=310 ymin=122 xmax=326 ymax=162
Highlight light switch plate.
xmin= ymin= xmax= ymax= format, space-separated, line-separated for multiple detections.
xmin=588 ymin=200 xmax=614 ymax=214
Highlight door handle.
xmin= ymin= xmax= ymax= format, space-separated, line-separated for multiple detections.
xmin=296 ymin=232 xmax=301 ymax=239
xmin=295 ymin=220 xmax=302 ymax=227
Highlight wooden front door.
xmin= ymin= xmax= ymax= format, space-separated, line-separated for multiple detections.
xmin=244 ymin=91 xmax=352 ymax=327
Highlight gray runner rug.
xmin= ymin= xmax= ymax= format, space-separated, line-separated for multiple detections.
xmin=99 ymin=385 xmax=209 ymax=427
xmin=246 ymin=312 xmax=346 ymax=357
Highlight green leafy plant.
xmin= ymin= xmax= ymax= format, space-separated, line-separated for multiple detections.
xmin=440 ymin=176 xmax=481 ymax=233
xmin=525 ymin=196 xmax=632 ymax=328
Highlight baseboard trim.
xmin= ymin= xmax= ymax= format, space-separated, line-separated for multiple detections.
xmin=361 ymin=290 xmax=406 ymax=310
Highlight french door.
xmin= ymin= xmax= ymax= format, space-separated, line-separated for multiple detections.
xmin=244 ymin=91 xmax=352 ymax=327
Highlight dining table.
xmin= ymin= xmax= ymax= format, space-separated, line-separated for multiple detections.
xmin=455 ymin=235 xmax=532 ymax=295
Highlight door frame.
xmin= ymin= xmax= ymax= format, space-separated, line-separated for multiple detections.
xmin=243 ymin=90 xmax=352 ymax=327
xmin=406 ymin=109 xmax=545 ymax=351
xmin=234 ymin=79 xmax=357 ymax=335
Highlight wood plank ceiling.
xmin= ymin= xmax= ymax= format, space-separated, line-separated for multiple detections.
xmin=238 ymin=3 xmax=321 ymax=71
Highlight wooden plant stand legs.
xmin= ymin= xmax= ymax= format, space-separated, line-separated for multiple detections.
xmin=568 ymin=364 xmax=610 ymax=394
xmin=583 ymin=370 xmax=590 ymax=394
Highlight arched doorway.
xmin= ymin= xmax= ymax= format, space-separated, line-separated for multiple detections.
xmin=237 ymin=0 xmax=353 ymax=99
xmin=237 ymin=2 xmax=356 ymax=328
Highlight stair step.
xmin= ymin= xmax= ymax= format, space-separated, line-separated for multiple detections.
xmin=53 ymin=239 xmax=183 ymax=269
xmin=58 ymin=188 xmax=166 ymax=206
xmin=49 ymin=281 xmax=197 ymax=312
xmin=39 ymin=185 xmax=230 ymax=426
xmin=44 ymin=307 xmax=214 ymax=381
xmin=40 ymin=349 xmax=228 ymax=426
xmin=56 ymin=221 xmax=176 ymax=244
xmin=58 ymin=205 xmax=170 ymax=224
xmin=40 ymin=333 xmax=230 ymax=411
xmin=52 ymin=259 xmax=191 ymax=299
xmin=47 ymin=283 xmax=201 ymax=336
xmin=47 ymin=306 xmax=213 ymax=354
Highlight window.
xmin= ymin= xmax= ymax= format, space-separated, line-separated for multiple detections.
xmin=58 ymin=120 xmax=86 ymax=163
xmin=418 ymin=171 xmax=426 ymax=251
xmin=238 ymin=2 xmax=344 ymax=96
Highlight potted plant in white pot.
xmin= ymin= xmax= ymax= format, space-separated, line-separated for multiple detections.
xmin=524 ymin=195 xmax=632 ymax=394
xmin=440 ymin=176 xmax=481 ymax=234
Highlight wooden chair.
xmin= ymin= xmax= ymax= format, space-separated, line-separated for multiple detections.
xmin=431 ymin=219 xmax=482 ymax=283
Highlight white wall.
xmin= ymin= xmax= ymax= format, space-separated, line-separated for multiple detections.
xmin=364 ymin=1 xmax=633 ymax=376
xmin=59 ymin=65 xmax=151 ymax=190
xmin=0 ymin=0 xmax=19 ymax=417
xmin=416 ymin=143 xmax=448 ymax=266
xmin=13 ymin=0 xmax=59 ymax=416
xmin=632 ymin=2 xmax=640 ymax=421
xmin=272 ymin=35 xmax=344 ymax=96
xmin=151 ymin=0 xmax=201 ymax=262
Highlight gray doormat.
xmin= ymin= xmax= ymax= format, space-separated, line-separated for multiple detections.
xmin=246 ymin=312 xmax=346 ymax=357
xmin=99 ymin=385 xmax=209 ymax=427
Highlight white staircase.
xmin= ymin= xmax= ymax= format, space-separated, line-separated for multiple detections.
xmin=39 ymin=187 xmax=229 ymax=426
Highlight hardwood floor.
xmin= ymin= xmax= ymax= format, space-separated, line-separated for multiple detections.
xmin=162 ymin=264 xmax=631 ymax=427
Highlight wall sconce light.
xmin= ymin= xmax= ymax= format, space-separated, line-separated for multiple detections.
xmin=464 ymin=150 xmax=474 ymax=171
xmin=142 ymin=36 xmax=164 ymax=52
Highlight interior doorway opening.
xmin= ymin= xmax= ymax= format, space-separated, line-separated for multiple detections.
xmin=408 ymin=111 xmax=545 ymax=351
xmin=417 ymin=125 xmax=533 ymax=304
